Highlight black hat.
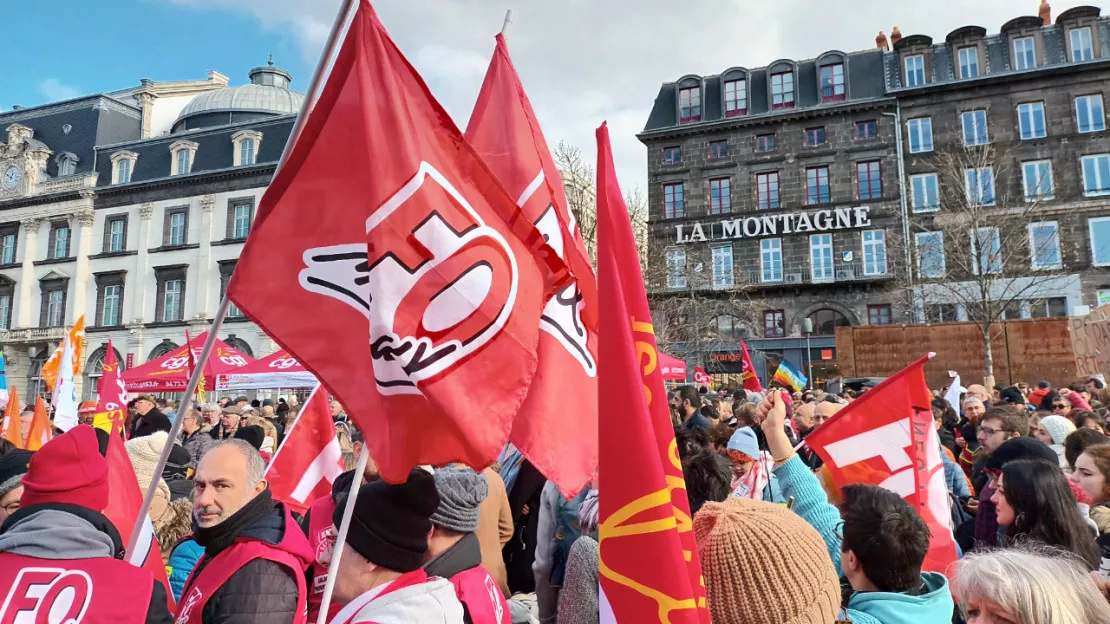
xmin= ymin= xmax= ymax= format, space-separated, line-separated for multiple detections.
xmin=164 ymin=444 xmax=192 ymax=481
xmin=986 ymin=437 xmax=1059 ymax=473
xmin=337 ymin=468 xmax=439 ymax=572
xmin=0 ymin=449 xmax=33 ymax=499
xmin=262 ymin=399 xmax=274 ymax=408
xmin=1000 ymin=387 xmax=1025 ymax=406
xmin=234 ymin=425 xmax=265 ymax=451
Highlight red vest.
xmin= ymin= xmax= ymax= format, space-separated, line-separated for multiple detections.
xmin=0 ymin=552 xmax=155 ymax=624
xmin=450 ymin=565 xmax=510 ymax=624
xmin=306 ymin=494 xmax=340 ymax=623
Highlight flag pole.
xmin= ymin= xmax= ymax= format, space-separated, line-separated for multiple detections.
xmin=500 ymin=9 xmax=514 ymax=36
xmin=315 ymin=441 xmax=371 ymax=624
xmin=124 ymin=0 xmax=358 ymax=560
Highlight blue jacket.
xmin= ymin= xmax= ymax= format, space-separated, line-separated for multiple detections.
xmin=773 ymin=456 xmax=955 ymax=624
xmin=167 ymin=536 xmax=203 ymax=601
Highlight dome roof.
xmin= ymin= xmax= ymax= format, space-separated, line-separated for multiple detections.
xmin=173 ymin=59 xmax=302 ymax=132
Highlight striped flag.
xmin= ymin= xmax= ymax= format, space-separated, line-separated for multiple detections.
xmin=772 ymin=360 xmax=807 ymax=392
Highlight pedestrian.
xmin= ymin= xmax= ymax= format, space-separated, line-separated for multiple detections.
xmin=210 ymin=405 xmax=241 ymax=440
xmin=179 ymin=405 xmax=214 ymax=467
xmin=131 ymin=394 xmax=171 ymax=439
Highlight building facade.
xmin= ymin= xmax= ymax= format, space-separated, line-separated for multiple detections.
xmin=0 ymin=62 xmax=300 ymax=399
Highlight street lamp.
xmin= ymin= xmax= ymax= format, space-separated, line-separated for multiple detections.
xmin=802 ymin=318 xmax=814 ymax=390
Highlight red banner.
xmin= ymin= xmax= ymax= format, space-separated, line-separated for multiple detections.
xmin=739 ymin=340 xmax=763 ymax=393
xmin=693 ymin=366 xmax=712 ymax=386
xmin=94 ymin=341 xmax=131 ymax=435
xmin=266 ymin=386 xmax=345 ymax=515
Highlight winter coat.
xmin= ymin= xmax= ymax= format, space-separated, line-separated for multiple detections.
xmin=168 ymin=536 xmax=204 ymax=602
xmin=330 ymin=568 xmax=464 ymax=624
xmin=477 ymin=466 xmax=513 ymax=597
xmin=245 ymin=416 xmax=279 ymax=454
xmin=773 ymin=456 xmax=955 ymax=624
xmin=533 ymin=481 xmax=562 ymax=624
xmin=156 ymin=498 xmax=194 ymax=565
xmin=503 ymin=460 xmax=546 ymax=595
xmin=181 ymin=429 xmax=214 ymax=468
xmin=556 ymin=536 xmax=599 ymax=624
xmin=132 ymin=408 xmax=172 ymax=439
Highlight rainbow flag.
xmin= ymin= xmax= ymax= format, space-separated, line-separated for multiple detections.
xmin=772 ymin=359 xmax=807 ymax=392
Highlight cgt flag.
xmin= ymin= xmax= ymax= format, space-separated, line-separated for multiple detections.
xmin=466 ymin=33 xmax=597 ymax=498
xmin=738 ymin=340 xmax=763 ymax=393
xmin=693 ymin=366 xmax=712 ymax=386
xmin=266 ymin=384 xmax=345 ymax=515
xmin=596 ymin=122 xmax=708 ymax=624
xmin=803 ymin=353 xmax=959 ymax=575
xmin=93 ymin=340 xmax=129 ymax=435
xmin=226 ymin=0 xmax=568 ymax=483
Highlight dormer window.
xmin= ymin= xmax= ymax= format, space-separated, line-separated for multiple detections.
xmin=958 ymin=47 xmax=979 ymax=78
xmin=55 ymin=152 xmax=78 ymax=177
xmin=770 ymin=72 xmax=795 ymax=110
xmin=1013 ymin=37 xmax=1036 ymax=70
xmin=232 ymin=130 xmax=262 ymax=167
xmin=723 ymin=79 xmax=747 ymax=117
xmin=109 ymin=150 xmax=138 ymax=185
xmin=1071 ymin=27 xmax=1094 ymax=61
xmin=169 ymin=140 xmax=198 ymax=176
xmin=679 ymin=87 xmax=701 ymax=123
xmin=820 ymin=63 xmax=845 ymax=102
xmin=904 ymin=55 xmax=926 ymax=86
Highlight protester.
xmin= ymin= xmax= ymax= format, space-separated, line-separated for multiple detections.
xmin=476 ymin=462 xmax=513 ymax=598
xmin=1071 ymin=443 xmax=1110 ymax=535
xmin=131 ymin=394 xmax=171 ymax=439
xmin=17 ymin=407 xmax=33 ymax=447
xmin=967 ymin=384 xmax=991 ymax=404
xmin=671 ymin=385 xmax=710 ymax=430
xmin=179 ymin=405 xmax=214 ymax=467
xmin=0 ymin=426 xmax=174 ymax=622
xmin=1035 ymin=414 xmax=1077 ymax=468
xmin=233 ymin=396 xmax=250 ymax=410
xmin=726 ymin=426 xmax=781 ymax=502
xmin=173 ymin=439 xmax=312 ymax=623
xmin=534 ymin=478 xmax=592 ymax=624
xmin=1067 ymin=428 xmax=1110 ymax=470
xmin=0 ymin=448 xmax=32 ymax=523
xmin=556 ymin=487 xmax=598 ymax=624
xmin=78 ymin=400 xmax=97 ymax=426
xmin=971 ymin=406 xmax=1026 ymax=548
xmin=683 ymin=448 xmax=731 ymax=515
xmin=503 ymin=459 xmax=546 ymax=595
xmin=125 ymin=432 xmax=193 ymax=564
xmin=211 ymin=405 xmax=241 ymax=440
xmin=164 ymin=443 xmax=194 ymax=500
xmin=933 ymin=398 xmax=959 ymax=457
xmin=329 ymin=399 xmax=347 ymax=423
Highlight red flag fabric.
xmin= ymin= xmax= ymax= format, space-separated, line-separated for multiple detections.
xmin=93 ymin=341 xmax=129 ymax=435
xmin=103 ymin=432 xmax=174 ymax=609
xmin=739 ymin=340 xmax=764 ymax=393
xmin=266 ymin=385 xmax=345 ymax=515
xmin=693 ymin=366 xmax=712 ymax=386
xmin=121 ymin=332 xmax=253 ymax=393
xmin=226 ymin=0 xmax=567 ymax=484
xmin=596 ymin=122 xmax=709 ymax=624
xmin=658 ymin=352 xmax=687 ymax=381
xmin=24 ymin=396 xmax=52 ymax=451
xmin=803 ymin=353 xmax=959 ymax=575
xmin=465 ymin=33 xmax=597 ymax=498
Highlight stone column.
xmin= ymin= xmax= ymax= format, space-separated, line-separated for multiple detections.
xmin=137 ymin=83 xmax=157 ymax=139
xmin=133 ymin=203 xmax=154 ymax=324
xmin=194 ymin=195 xmax=216 ymax=319
xmin=72 ymin=209 xmax=96 ymax=325
xmin=16 ymin=218 xmax=40 ymax=328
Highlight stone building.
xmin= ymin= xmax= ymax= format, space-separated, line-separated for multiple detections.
xmin=0 ymin=61 xmax=299 ymax=399
xmin=639 ymin=49 xmax=905 ymax=386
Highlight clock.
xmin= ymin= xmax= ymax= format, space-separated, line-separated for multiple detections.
xmin=1 ymin=167 xmax=20 ymax=190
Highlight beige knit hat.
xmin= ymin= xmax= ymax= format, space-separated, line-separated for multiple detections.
xmin=694 ymin=496 xmax=841 ymax=624
xmin=125 ymin=431 xmax=171 ymax=503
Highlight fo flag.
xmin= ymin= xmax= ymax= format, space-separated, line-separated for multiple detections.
xmin=227 ymin=0 xmax=568 ymax=483
xmin=466 ymin=33 xmax=597 ymax=498
xmin=803 ymin=353 xmax=959 ymax=575
xmin=266 ymin=385 xmax=344 ymax=515
xmin=693 ymin=366 xmax=712 ymax=386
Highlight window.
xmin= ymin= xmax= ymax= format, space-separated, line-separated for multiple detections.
xmin=723 ymin=79 xmax=747 ymax=116
xmin=58 ymin=156 xmax=76 ymax=177
xmin=1028 ymin=221 xmax=1062 ymax=270
xmin=239 ymin=139 xmax=255 ymax=166
xmin=663 ymin=183 xmax=684 ymax=219
xmin=712 ymin=315 xmax=746 ymax=341
xmin=1090 ymin=217 xmax=1110 ymax=266
xmin=868 ymin=305 xmax=892 ymax=325
xmin=820 ymin=63 xmax=846 ymax=102
xmin=856 ymin=161 xmax=882 ymax=200
xmin=965 ymin=167 xmax=996 ymax=206
xmin=1100 ymin=289 xmax=1110 ymax=306
xmin=808 ymin=309 xmax=850 ymax=336
xmin=175 ymin=150 xmax=191 ymax=175
xmin=1013 ymin=37 xmax=1036 ymax=70
xmin=1071 ymin=27 xmax=1094 ymax=62
xmin=48 ymin=222 xmax=70 ymax=259
xmin=1029 ymin=297 xmax=1068 ymax=318
xmin=116 ymin=159 xmax=131 ymax=184
xmin=763 ymin=310 xmax=785 ymax=338
xmin=805 ymin=127 xmax=826 ymax=147
xmin=862 ymin=230 xmax=887 ymax=275
xmin=926 ymin=304 xmax=958 ymax=323
xmin=679 ymin=87 xmax=701 ymax=123
xmin=220 ymin=262 xmax=242 ymax=318
xmin=95 ymin=273 xmax=125 ymax=327
xmin=961 ymin=110 xmax=989 ymax=146
xmin=0 ymin=226 xmax=17 ymax=265
xmin=1017 ymin=102 xmax=1046 ymax=140
xmin=806 ymin=166 xmax=831 ymax=205
xmin=756 ymin=172 xmax=780 ymax=210
xmin=1076 ymin=95 xmax=1105 ymax=133
xmin=232 ymin=130 xmax=262 ymax=167
xmin=155 ymin=267 xmax=186 ymax=323
xmin=663 ymin=146 xmax=681 ymax=164
xmin=709 ymin=140 xmax=727 ymax=159
xmin=164 ymin=208 xmax=188 ymax=246
xmin=666 ymin=248 xmax=687 ymax=289
xmin=770 ymin=72 xmax=795 ymax=110
xmin=971 ymin=227 xmax=1002 ymax=274
xmin=104 ymin=216 xmax=127 ymax=253
xmin=907 ymin=118 xmax=933 ymax=153
xmin=1081 ymin=154 xmax=1110 ymax=196
xmin=39 ymin=279 xmax=67 ymax=328
xmin=916 ymin=232 xmax=946 ymax=278
xmin=0 ymin=287 xmax=10 ymax=330
xmin=711 ymin=245 xmax=733 ymax=289
xmin=810 ymin=234 xmax=833 ymax=281
xmin=756 ymin=134 xmax=776 ymax=153
xmin=1021 ymin=160 xmax=1054 ymax=201
xmin=855 ymin=120 xmax=878 ymax=140
xmin=958 ymin=46 xmax=980 ymax=79
xmin=760 ymin=238 xmax=783 ymax=282
xmin=904 ymin=54 xmax=926 ymax=86
xmin=709 ymin=178 xmax=731 ymax=215
xmin=911 ymin=174 xmax=939 ymax=212
xmin=227 ymin=199 xmax=253 ymax=239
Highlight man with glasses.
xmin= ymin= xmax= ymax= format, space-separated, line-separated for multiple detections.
xmin=179 ymin=406 xmax=214 ymax=468
xmin=1052 ymin=398 xmax=1072 ymax=418
xmin=972 ymin=406 xmax=1025 ymax=548
xmin=0 ymin=449 xmax=31 ymax=524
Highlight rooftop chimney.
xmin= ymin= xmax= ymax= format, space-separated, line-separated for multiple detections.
xmin=891 ymin=26 xmax=903 ymax=46
xmin=1039 ymin=0 xmax=1051 ymax=25
xmin=876 ymin=30 xmax=889 ymax=51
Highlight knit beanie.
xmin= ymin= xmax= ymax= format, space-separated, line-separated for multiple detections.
xmin=430 ymin=467 xmax=488 ymax=533
xmin=0 ymin=449 xmax=33 ymax=499
xmin=694 ymin=496 xmax=840 ymax=624
xmin=234 ymin=425 xmax=266 ymax=451
xmin=1040 ymin=415 xmax=1077 ymax=446
xmin=125 ymin=431 xmax=171 ymax=503
xmin=985 ymin=436 xmax=1060 ymax=472
xmin=21 ymin=425 xmax=109 ymax=510
xmin=339 ymin=468 xmax=440 ymax=572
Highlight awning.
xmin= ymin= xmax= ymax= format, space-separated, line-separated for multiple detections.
xmin=215 ymin=350 xmax=318 ymax=390
xmin=122 ymin=332 xmax=255 ymax=392
xmin=659 ymin=352 xmax=687 ymax=381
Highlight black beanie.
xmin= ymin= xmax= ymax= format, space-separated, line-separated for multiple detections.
xmin=234 ymin=425 xmax=265 ymax=451
xmin=336 ymin=468 xmax=439 ymax=572
xmin=986 ymin=437 xmax=1059 ymax=472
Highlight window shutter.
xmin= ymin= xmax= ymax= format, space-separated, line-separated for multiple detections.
xmin=39 ymin=287 xmax=47 ymax=327
xmin=95 ymin=282 xmax=105 ymax=326
xmin=102 ymin=220 xmax=110 ymax=253
xmin=163 ymin=210 xmax=171 ymax=246
xmin=226 ymin=204 xmax=234 ymax=239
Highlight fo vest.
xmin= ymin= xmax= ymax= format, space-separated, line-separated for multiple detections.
xmin=0 ymin=552 xmax=155 ymax=623
xmin=306 ymin=494 xmax=340 ymax=623
xmin=450 ymin=566 xmax=510 ymax=624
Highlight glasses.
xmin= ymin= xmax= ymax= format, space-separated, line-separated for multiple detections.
xmin=833 ymin=520 xmax=844 ymax=540
xmin=1 ymin=501 xmax=18 ymax=514
xmin=979 ymin=426 xmax=1010 ymax=436
xmin=1053 ymin=404 xmax=1069 ymax=410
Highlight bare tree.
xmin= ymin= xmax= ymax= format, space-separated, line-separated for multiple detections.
xmin=909 ymin=141 xmax=1072 ymax=386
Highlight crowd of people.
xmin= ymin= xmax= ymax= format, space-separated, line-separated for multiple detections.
xmin=0 ymin=393 xmax=599 ymax=624
xmin=672 ymin=376 xmax=1110 ymax=623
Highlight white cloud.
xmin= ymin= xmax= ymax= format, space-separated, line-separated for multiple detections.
xmin=165 ymin=0 xmax=1093 ymax=193
xmin=39 ymin=78 xmax=80 ymax=102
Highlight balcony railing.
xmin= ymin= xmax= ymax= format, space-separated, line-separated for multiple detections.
xmin=742 ymin=262 xmax=893 ymax=287
xmin=0 ymin=327 xmax=67 ymax=342
xmin=35 ymin=174 xmax=97 ymax=195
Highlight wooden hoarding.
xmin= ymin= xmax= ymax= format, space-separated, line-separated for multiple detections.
xmin=1070 ymin=304 xmax=1110 ymax=379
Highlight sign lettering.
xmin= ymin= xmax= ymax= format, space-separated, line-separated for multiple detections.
xmin=674 ymin=206 xmax=873 ymax=244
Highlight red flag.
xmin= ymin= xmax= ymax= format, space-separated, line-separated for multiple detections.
xmin=693 ymin=366 xmax=712 ymax=386
xmin=103 ymin=432 xmax=174 ymax=609
xmin=266 ymin=385 xmax=345 ymax=515
xmin=596 ymin=122 xmax=709 ymax=624
xmin=24 ymin=396 xmax=52 ymax=451
xmin=93 ymin=341 xmax=129 ymax=435
xmin=803 ymin=354 xmax=959 ymax=575
xmin=739 ymin=340 xmax=763 ymax=393
xmin=465 ymin=33 xmax=597 ymax=497
xmin=226 ymin=0 xmax=567 ymax=483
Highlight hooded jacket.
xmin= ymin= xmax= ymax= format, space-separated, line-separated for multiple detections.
xmin=330 ymin=567 xmax=464 ymax=624
xmin=425 ymin=532 xmax=510 ymax=624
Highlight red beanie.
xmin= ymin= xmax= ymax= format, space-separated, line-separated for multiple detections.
xmin=20 ymin=425 xmax=109 ymax=511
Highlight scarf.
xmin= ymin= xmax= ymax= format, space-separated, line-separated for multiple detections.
xmin=193 ymin=489 xmax=275 ymax=556
xmin=730 ymin=452 xmax=774 ymax=501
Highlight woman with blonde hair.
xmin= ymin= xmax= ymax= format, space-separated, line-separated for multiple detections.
xmin=953 ymin=545 xmax=1110 ymax=623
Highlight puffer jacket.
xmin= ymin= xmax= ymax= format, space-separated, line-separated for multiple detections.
xmin=156 ymin=498 xmax=194 ymax=565
xmin=168 ymin=535 xmax=203 ymax=601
